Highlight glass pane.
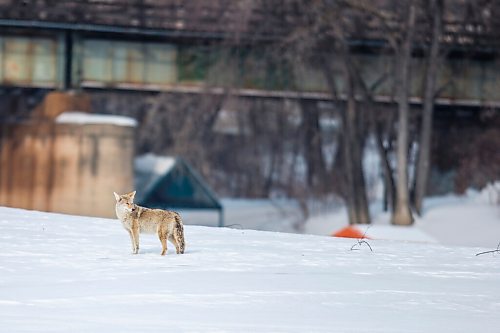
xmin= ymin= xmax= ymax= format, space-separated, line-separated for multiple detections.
xmin=83 ymin=40 xmax=112 ymax=82
xmin=146 ymin=43 xmax=177 ymax=85
xmin=4 ymin=38 xmax=30 ymax=82
xmin=32 ymin=39 xmax=57 ymax=84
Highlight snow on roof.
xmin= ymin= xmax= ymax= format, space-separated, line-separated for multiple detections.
xmin=135 ymin=153 xmax=176 ymax=175
xmin=55 ymin=111 xmax=137 ymax=127
xmin=134 ymin=153 xmax=177 ymax=203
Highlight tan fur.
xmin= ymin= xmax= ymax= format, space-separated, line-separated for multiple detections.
xmin=114 ymin=191 xmax=185 ymax=255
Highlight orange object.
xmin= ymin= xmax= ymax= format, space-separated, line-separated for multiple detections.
xmin=332 ymin=226 xmax=370 ymax=239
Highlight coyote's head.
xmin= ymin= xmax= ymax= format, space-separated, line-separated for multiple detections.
xmin=114 ymin=191 xmax=136 ymax=212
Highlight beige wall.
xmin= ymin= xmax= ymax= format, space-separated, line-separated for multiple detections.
xmin=0 ymin=121 xmax=135 ymax=218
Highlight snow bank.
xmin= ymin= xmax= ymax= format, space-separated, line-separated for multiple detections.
xmin=56 ymin=111 xmax=137 ymax=127
xmin=304 ymin=187 xmax=499 ymax=248
xmin=1 ymin=206 xmax=499 ymax=332
xmin=416 ymin=188 xmax=500 ymax=247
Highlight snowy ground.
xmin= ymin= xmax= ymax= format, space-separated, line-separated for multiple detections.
xmin=180 ymin=198 xmax=302 ymax=233
xmin=1 ymin=206 xmax=500 ymax=332
xmin=181 ymin=186 xmax=500 ymax=248
xmin=305 ymin=186 xmax=500 ymax=248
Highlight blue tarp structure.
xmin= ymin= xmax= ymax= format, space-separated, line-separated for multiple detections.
xmin=135 ymin=154 xmax=224 ymax=227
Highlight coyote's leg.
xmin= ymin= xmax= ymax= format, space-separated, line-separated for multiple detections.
xmin=131 ymin=224 xmax=140 ymax=254
xmin=169 ymin=235 xmax=180 ymax=254
xmin=127 ymin=229 xmax=136 ymax=253
xmin=159 ymin=230 xmax=168 ymax=256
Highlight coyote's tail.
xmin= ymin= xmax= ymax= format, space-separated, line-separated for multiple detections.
xmin=174 ymin=213 xmax=185 ymax=254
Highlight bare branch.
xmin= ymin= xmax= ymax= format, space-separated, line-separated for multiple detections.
xmin=476 ymin=242 xmax=500 ymax=256
xmin=350 ymin=227 xmax=373 ymax=252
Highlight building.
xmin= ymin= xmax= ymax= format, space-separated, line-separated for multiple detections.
xmin=0 ymin=1 xmax=499 ymax=107
xmin=0 ymin=0 xmax=498 ymax=200
xmin=135 ymin=153 xmax=223 ymax=227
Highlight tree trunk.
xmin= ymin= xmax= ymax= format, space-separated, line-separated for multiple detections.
xmin=392 ymin=1 xmax=416 ymax=226
xmin=414 ymin=0 xmax=443 ymax=215
xmin=301 ymin=99 xmax=327 ymax=193
xmin=319 ymin=9 xmax=371 ymax=224
xmin=375 ymin=119 xmax=396 ymax=212
xmin=344 ymin=68 xmax=370 ymax=225
xmin=321 ymin=58 xmax=370 ymax=224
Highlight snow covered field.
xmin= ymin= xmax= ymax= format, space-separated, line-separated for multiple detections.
xmin=1 ymin=205 xmax=500 ymax=332
xmin=306 ymin=187 xmax=500 ymax=248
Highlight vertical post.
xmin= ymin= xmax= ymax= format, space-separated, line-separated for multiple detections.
xmin=64 ymin=31 xmax=73 ymax=90
xmin=218 ymin=207 xmax=224 ymax=228
xmin=0 ymin=36 xmax=4 ymax=85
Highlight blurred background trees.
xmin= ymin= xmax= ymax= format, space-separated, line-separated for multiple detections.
xmin=91 ymin=0 xmax=499 ymax=224
xmin=1 ymin=0 xmax=498 ymax=225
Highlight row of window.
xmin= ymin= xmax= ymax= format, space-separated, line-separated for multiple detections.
xmin=0 ymin=35 xmax=497 ymax=103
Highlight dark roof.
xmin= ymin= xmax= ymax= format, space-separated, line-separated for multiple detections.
xmin=135 ymin=154 xmax=221 ymax=210
xmin=0 ymin=0 xmax=282 ymax=41
xmin=0 ymin=0 xmax=499 ymax=50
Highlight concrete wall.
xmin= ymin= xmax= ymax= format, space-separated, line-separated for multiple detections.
xmin=0 ymin=121 xmax=135 ymax=218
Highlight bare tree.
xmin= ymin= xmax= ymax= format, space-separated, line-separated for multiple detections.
xmin=300 ymin=99 xmax=327 ymax=193
xmin=392 ymin=1 xmax=416 ymax=225
xmin=413 ymin=0 xmax=444 ymax=215
xmin=318 ymin=1 xmax=372 ymax=224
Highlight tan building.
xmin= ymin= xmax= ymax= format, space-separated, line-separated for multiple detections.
xmin=0 ymin=91 xmax=136 ymax=218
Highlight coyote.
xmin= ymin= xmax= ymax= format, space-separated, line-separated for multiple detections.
xmin=113 ymin=191 xmax=185 ymax=255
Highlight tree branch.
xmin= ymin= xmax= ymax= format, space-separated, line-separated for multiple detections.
xmin=476 ymin=242 xmax=500 ymax=256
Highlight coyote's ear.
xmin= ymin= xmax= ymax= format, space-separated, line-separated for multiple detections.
xmin=113 ymin=192 xmax=120 ymax=201
xmin=128 ymin=191 xmax=136 ymax=200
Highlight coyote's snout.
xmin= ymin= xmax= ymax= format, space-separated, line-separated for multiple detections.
xmin=114 ymin=191 xmax=185 ymax=255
